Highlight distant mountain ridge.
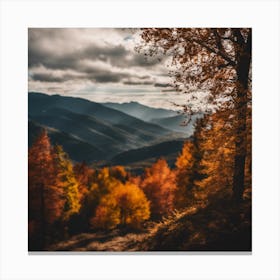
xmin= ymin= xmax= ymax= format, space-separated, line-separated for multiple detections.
xmin=109 ymin=140 xmax=185 ymax=174
xmin=28 ymin=92 xmax=187 ymax=165
xmin=103 ymin=101 xmax=199 ymax=135
xmin=102 ymin=101 xmax=178 ymax=122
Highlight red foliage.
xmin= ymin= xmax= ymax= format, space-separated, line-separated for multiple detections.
xmin=141 ymin=159 xmax=177 ymax=219
xmin=28 ymin=130 xmax=65 ymax=247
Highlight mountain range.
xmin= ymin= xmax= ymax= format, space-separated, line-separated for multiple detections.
xmin=102 ymin=101 xmax=177 ymax=122
xmin=103 ymin=101 xmax=198 ymax=134
xmin=28 ymin=92 xmax=195 ymax=171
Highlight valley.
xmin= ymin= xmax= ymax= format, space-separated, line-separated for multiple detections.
xmin=28 ymin=92 xmax=193 ymax=173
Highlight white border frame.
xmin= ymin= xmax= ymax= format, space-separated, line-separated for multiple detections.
xmin=1 ymin=0 xmax=280 ymax=279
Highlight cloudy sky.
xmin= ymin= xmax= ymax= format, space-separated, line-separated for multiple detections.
xmin=28 ymin=28 xmax=188 ymax=110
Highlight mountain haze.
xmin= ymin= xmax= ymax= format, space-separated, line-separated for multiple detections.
xmin=103 ymin=101 xmax=177 ymax=122
xmin=28 ymin=92 xmax=188 ymax=166
xmin=103 ymin=101 xmax=198 ymax=135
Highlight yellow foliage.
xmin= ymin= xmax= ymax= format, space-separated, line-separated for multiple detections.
xmin=53 ymin=145 xmax=81 ymax=221
xmin=91 ymin=181 xmax=150 ymax=229
xmin=175 ymin=141 xmax=195 ymax=208
xmin=109 ymin=165 xmax=127 ymax=182
xmin=175 ymin=141 xmax=194 ymax=170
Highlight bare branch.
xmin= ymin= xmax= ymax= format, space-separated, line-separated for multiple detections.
xmin=191 ymin=38 xmax=236 ymax=67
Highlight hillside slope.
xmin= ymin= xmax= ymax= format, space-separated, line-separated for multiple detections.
xmin=28 ymin=120 xmax=107 ymax=162
xmin=138 ymin=196 xmax=251 ymax=251
xmin=49 ymin=195 xmax=251 ymax=252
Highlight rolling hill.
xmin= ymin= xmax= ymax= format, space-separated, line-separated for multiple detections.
xmin=29 ymin=92 xmax=171 ymax=136
xmin=111 ymin=140 xmax=184 ymax=166
xmin=28 ymin=120 xmax=107 ymax=162
xmin=28 ymin=92 xmax=187 ymax=164
xmin=108 ymin=140 xmax=185 ymax=174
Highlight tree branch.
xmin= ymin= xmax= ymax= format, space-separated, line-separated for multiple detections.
xmin=191 ymin=38 xmax=236 ymax=67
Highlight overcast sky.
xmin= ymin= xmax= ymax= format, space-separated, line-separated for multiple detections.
xmin=28 ymin=28 xmax=188 ymax=110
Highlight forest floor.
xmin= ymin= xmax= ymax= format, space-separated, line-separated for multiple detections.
xmin=49 ymin=194 xmax=251 ymax=252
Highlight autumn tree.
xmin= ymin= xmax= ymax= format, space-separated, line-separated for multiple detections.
xmin=73 ymin=161 xmax=95 ymax=204
xmin=193 ymin=111 xmax=235 ymax=199
xmin=109 ymin=165 xmax=128 ymax=183
xmin=28 ymin=130 xmax=64 ymax=249
xmin=190 ymin=108 xmax=251 ymax=202
xmin=138 ymin=28 xmax=251 ymax=202
xmin=78 ymin=167 xmax=122 ymax=231
xmin=53 ymin=145 xmax=81 ymax=222
xmin=175 ymin=141 xmax=195 ymax=207
xmin=140 ymin=159 xmax=177 ymax=219
xmin=175 ymin=119 xmax=207 ymax=208
xmin=91 ymin=181 xmax=150 ymax=230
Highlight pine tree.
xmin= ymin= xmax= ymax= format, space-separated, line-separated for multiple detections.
xmin=196 ymin=108 xmax=251 ymax=201
xmin=175 ymin=118 xmax=207 ymax=208
xmin=28 ymin=130 xmax=64 ymax=249
xmin=175 ymin=141 xmax=195 ymax=208
xmin=53 ymin=145 xmax=81 ymax=222
xmin=195 ymin=112 xmax=235 ymax=199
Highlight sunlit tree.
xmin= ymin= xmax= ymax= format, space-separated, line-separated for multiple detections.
xmin=79 ymin=167 xmax=122 ymax=230
xmin=175 ymin=141 xmax=195 ymax=207
xmin=53 ymin=145 xmax=81 ymax=222
xmin=109 ymin=165 xmax=128 ymax=183
xmin=91 ymin=182 xmax=150 ymax=229
xmin=138 ymin=28 xmax=251 ymax=202
xmin=175 ymin=118 xmax=207 ymax=207
xmin=141 ymin=159 xmax=177 ymax=219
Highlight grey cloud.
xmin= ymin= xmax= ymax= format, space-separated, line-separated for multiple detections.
xmin=92 ymin=72 xmax=130 ymax=83
xmin=83 ymin=44 xmax=127 ymax=61
xmin=130 ymin=54 xmax=162 ymax=67
xmin=28 ymin=28 xmax=170 ymax=91
xmin=29 ymin=45 xmax=128 ymax=70
xmin=123 ymin=80 xmax=154 ymax=86
xmin=29 ymin=29 xmax=128 ymax=70
xmin=31 ymin=71 xmax=90 ymax=82
xmin=161 ymin=88 xmax=176 ymax=92
xmin=47 ymin=87 xmax=64 ymax=92
xmin=154 ymin=83 xmax=172 ymax=87
xmin=30 ymin=67 xmax=130 ymax=84
xmin=29 ymin=28 xmax=162 ymax=71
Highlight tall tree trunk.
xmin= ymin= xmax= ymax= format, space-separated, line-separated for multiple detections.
xmin=232 ymin=32 xmax=251 ymax=202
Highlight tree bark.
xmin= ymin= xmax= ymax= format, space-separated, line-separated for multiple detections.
xmin=232 ymin=32 xmax=251 ymax=202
